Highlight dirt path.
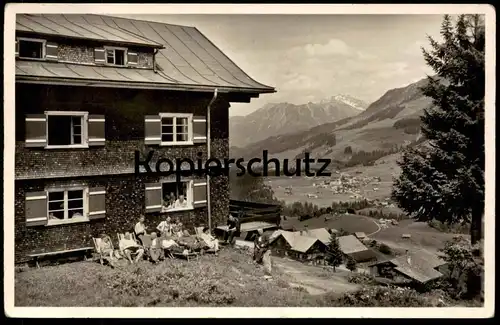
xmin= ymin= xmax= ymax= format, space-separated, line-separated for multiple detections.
xmin=366 ymin=219 xmax=381 ymax=237
xmin=273 ymin=257 xmax=360 ymax=295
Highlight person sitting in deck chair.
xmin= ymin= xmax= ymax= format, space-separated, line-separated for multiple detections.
xmin=199 ymin=227 xmax=219 ymax=254
xmin=98 ymin=234 xmax=120 ymax=266
xmin=225 ymin=214 xmax=240 ymax=245
xmin=121 ymin=232 xmax=145 ymax=264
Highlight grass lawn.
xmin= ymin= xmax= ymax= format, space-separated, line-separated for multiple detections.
xmin=281 ymin=214 xmax=379 ymax=234
xmin=15 ymin=248 xmax=331 ymax=307
xmin=15 ymin=247 xmax=476 ymax=307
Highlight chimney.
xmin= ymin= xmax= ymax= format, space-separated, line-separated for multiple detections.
xmin=406 ymin=250 xmax=411 ymax=265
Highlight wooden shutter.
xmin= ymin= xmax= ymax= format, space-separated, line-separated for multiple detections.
xmin=193 ymin=116 xmax=207 ymax=144
xmin=15 ymin=39 xmax=19 ymax=57
xmin=25 ymin=191 xmax=48 ymax=227
xmin=145 ymin=115 xmax=161 ymax=145
xmin=45 ymin=42 xmax=58 ymax=61
xmin=88 ymin=187 xmax=106 ymax=220
xmin=127 ymin=51 xmax=138 ymax=66
xmin=193 ymin=178 xmax=208 ymax=208
xmin=94 ymin=47 xmax=105 ymax=64
xmin=25 ymin=114 xmax=47 ymax=148
xmin=88 ymin=115 xmax=105 ymax=146
xmin=145 ymin=182 xmax=162 ymax=213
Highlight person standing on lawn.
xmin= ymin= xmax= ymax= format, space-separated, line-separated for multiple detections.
xmin=253 ymin=229 xmax=273 ymax=278
xmin=134 ymin=215 xmax=148 ymax=245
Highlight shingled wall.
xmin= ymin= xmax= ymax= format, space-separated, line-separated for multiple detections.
xmin=14 ymin=84 xmax=229 ymax=263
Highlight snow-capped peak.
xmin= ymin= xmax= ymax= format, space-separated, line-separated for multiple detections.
xmin=332 ymin=94 xmax=366 ymax=111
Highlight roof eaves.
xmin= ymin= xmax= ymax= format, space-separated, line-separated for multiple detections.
xmin=16 ymin=75 xmax=274 ymax=94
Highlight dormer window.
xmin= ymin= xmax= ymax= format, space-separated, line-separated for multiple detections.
xmin=105 ymin=47 xmax=126 ymax=66
xmin=18 ymin=38 xmax=46 ymax=59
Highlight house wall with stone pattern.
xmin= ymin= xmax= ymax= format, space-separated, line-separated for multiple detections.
xmin=55 ymin=40 xmax=153 ymax=68
xmin=14 ymin=83 xmax=229 ymax=263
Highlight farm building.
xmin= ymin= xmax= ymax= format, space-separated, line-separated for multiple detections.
xmin=269 ymin=230 xmax=329 ymax=265
xmin=368 ymin=249 xmax=448 ymax=285
xmin=354 ymin=232 xmax=367 ymax=240
xmin=14 ymin=14 xmax=274 ymax=263
xmin=337 ymin=235 xmax=376 ymax=262
xmin=302 ymin=228 xmax=332 ymax=245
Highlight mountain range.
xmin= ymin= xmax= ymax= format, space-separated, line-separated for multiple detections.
xmin=230 ymin=77 xmax=432 ymax=164
xmin=229 ymin=95 xmax=368 ymax=148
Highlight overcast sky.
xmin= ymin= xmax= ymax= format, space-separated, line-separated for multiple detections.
xmin=118 ymin=14 xmax=443 ymax=116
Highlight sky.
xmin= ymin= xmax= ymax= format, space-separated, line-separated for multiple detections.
xmin=117 ymin=14 xmax=444 ymax=116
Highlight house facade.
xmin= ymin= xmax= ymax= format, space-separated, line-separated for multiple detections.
xmin=14 ymin=14 xmax=274 ymax=263
xmin=270 ymin=231 xmax=329 ymax=265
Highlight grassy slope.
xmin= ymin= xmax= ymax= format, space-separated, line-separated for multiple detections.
xmin=15 ymin=249 xmax=330 ymax=307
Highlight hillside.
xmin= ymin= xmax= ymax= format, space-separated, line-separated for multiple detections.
xmin=229 ymin=95 xmax=367 ymax=148
xmin=231 ymin=78 xmax=432 ymax=165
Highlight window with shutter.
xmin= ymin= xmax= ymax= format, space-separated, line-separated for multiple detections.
xmin=127 ymin=51 xmax=138 ymax=66
xmin=193 ymin=116 xmax=207 ymax=144
xmin=25 ymin=115 xmax=47 ymax=148
xmin=145 ymin=115 xmax=161 ymax=145
xmin=159 ymin=178 xmax=194 ymax=212
xmin=44 ymin=111 xmax=88 ymax=149
xmin=25 ymin=191 xmax=48 ymax=227
xmin=45 ymin=42 xmax=58 ymax=61
xmin=159 ymin=113 xmax=193 ymax=146
xmin=145 ymin=182 xmax=162 ymax=213
xmin=88 ymin=187 xmax=106 ymax=220
xmin=94 ymin=47 xmax=106 ymax=64
xmin=17 ymin=37 xmax=46 ymax=60
xmin=88 ymin=115 xmax=106 ymax=146
xmin=193 ymin=178 xmax=208 ymax=208
xmin=46 ymin=187 xmax=89 ymax=226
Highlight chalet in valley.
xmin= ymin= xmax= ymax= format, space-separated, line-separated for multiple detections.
xmin=14 ymin=14 xmax=275 ymax=263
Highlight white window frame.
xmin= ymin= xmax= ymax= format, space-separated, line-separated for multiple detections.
xmin=17 ymin=37 xmax=47 ymax=60
xmin=104 ymin=46 xmax=128 ymax=67
xmin=45 ymin=111 xmax=89 ymax=149
xmin=160 ymin=178 xmax=194 ymax=213
xmin=46 ymin=186 xmax=89 ymax=226
xmin=159 ymin=113 xmax=193 ymax=146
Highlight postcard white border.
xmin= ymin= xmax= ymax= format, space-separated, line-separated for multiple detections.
xmin=4 ymin=3 xmax=496 ymax=319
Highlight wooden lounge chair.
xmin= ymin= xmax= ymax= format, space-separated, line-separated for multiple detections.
xmin=92 ymin=236 xmax=118 ymax=267
xmin=194 ymin=227 xmax=218 ymax=255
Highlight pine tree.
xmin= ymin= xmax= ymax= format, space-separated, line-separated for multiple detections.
xmin=392 ymin=15 xmax=485 ymax=244
xmin=327 ymin=233 xmax=343 ymax=271
xmin=346 ymin=256 xmax=357 ymax=272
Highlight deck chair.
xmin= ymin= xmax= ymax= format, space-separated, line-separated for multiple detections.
xmin=194 ymin=227 xmax=218 ymax=255
xmin=117 ymin=233 xmax=144 ymax=261
xmin=92 ymin=237 xmax=117 ymax=267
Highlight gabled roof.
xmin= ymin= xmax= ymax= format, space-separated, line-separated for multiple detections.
xmin=369 ymin=249 xmax=447 ymax=284
xmin=17 ymin=14 xmax=164 ymax=48
xmin=304 ymin=228 xmax=331 ymax=245
xmin=337 ymin=235 xmax=369 ymax=255
xmin=271 ymin=230 xmax=326 ymax=253
xmin=15 ymin=14 xmax=275 ymax=95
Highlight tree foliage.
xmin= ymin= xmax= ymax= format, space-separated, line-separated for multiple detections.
xmin=326 ymin=233 xmax=344 ymax=271
xmin=229 ymin=168 xmax=279 ymax=204
xmin=392 ymin=15 xmax=485 ymax=244
xmin=346 ymin=256 xmax=357 ymax=272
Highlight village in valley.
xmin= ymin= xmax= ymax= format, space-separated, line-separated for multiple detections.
xmin=10 ymin=9 xmax=487 ymax=311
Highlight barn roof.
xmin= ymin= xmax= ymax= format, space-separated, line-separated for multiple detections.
xmin=337 ymin=235 xmax=369 ymax=255
xmin=369 ymin=249 xmax=447 ymax=284
xmin=304 ymin=228 xmax=331 ymax=245
xmin=271 ymin=230 xmax=326 ymax=253
xmin=15 ymin=14 xmax=275 ymax=95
